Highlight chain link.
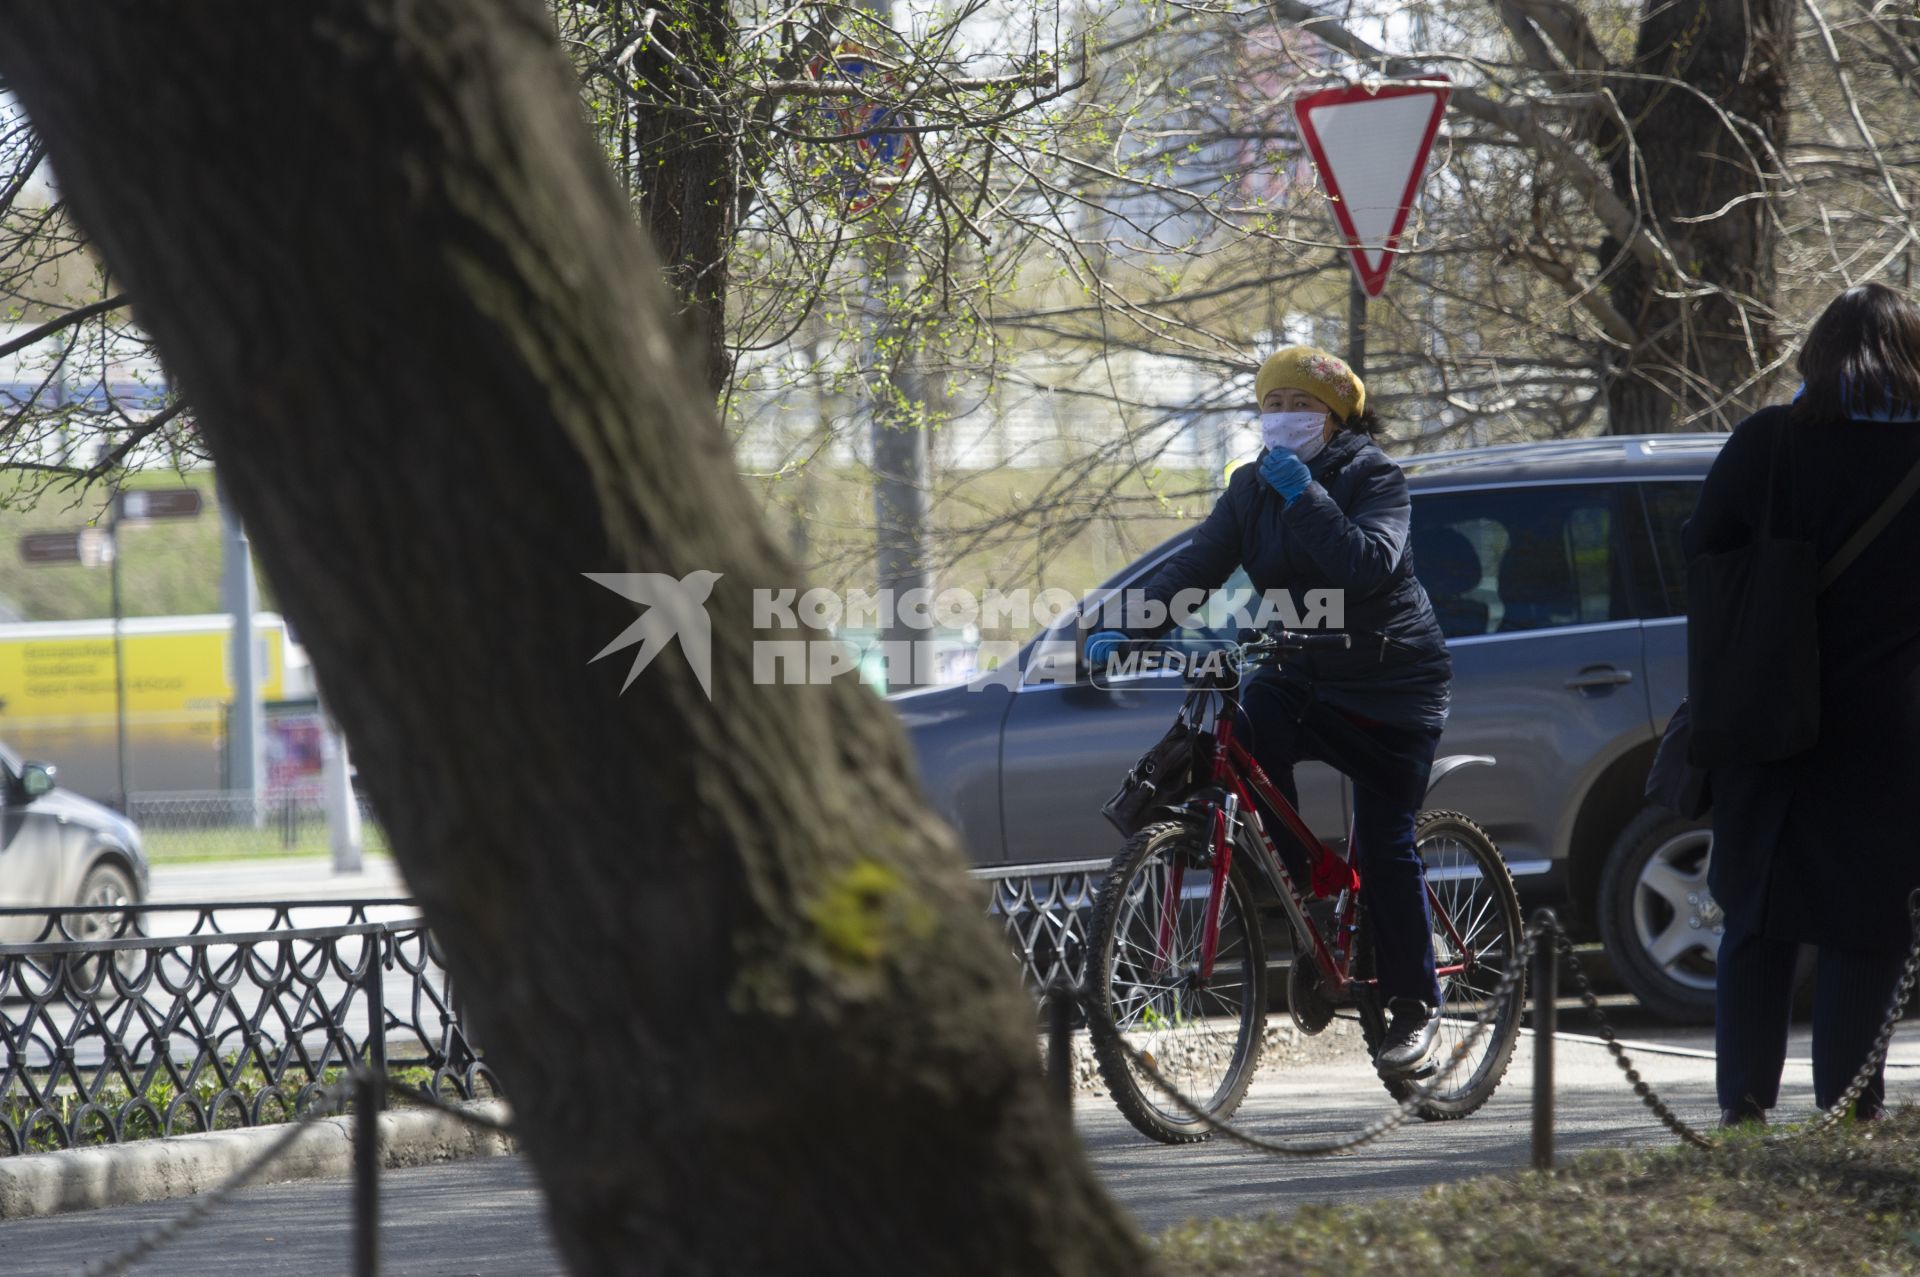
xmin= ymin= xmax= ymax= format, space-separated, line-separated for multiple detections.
xmin=1767 ymin=898 xmax=1920 ymax=1143
xmin=1074 ymin=893 xmax=1920 ymax=1162
xmin=1076 ymin=927 xmax=1536 ymax=1158
xmin=1538 ymin=893 xmax=1920 ymax=1151
xmin=1547 ymin=927 xmax=1716 ymax=1150
xmin=76 ymin=1077 xmax=357 ymax=1277
xmin=64 ymin=1071 xmax=516 ymax=1277
xmin=382 ymin=1076 xmax=514 ymax=1135
xmin=50 ymin=897 xmax=1920 ymax=1276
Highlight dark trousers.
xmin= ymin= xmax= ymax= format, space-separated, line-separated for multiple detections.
xmin=1715 ymin=916 xmax=1903 ymax=1116
xmin=1240 ymin=680 xmax=1443 ymax=1007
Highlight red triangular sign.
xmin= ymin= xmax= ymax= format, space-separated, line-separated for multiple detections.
xmin=1292 ymin=81 xmax=1450 ymax=298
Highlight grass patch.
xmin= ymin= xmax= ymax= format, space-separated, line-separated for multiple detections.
xmin=1161 ymin=1109 xmax=1920 ymax=1275
xmin=140 ymin=824 xmax=392 ymax=863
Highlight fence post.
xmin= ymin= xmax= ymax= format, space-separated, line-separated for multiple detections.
xmin=1046 ymin=983 xmax=1074 ymax=1112
xmin=354 ymin=1068 xmax=380 ymax=1277
xmin=366 ymin=935 xmax=389 ymax=1110
xmin=1530 ymin=908 xmax=1559 ymax=1172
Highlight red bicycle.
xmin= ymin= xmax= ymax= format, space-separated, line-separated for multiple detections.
xmin=1086 ymin=630 xmax=1525 ymax=1144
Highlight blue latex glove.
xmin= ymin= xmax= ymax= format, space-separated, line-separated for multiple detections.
xmin=1259 ymin=447 xmax=1312 ymax=500
xmin=1084 ymin=630 xmax=1129 ymax=668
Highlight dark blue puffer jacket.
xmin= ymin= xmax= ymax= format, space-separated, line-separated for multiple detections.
xmin=1136 ymin=429 xmax=1451 ymax=732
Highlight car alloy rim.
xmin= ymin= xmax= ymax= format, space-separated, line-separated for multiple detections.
xmin=77 ymin=874 xmax=131 ymax=941
xmin=1631 ymin=830 xmax=1720 ymax=992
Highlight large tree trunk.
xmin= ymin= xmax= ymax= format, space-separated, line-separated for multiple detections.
xmin=0 ymin=4 xmax=1147 ymax=1273
xmin=1602 ymin=0 xmax=1795 ymax=432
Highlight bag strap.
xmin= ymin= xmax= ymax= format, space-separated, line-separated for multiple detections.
xmin=1759 ymin=411 xmax=1789 ymax=538
xmin=1820 ymin=450 xmax=1920 ymax=591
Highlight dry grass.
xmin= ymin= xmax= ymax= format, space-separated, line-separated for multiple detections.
xmin=1161 ymin=1108 xmax=1920 ymax=1275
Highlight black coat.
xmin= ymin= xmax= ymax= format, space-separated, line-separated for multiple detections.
xmin=1684 ymin=405 xmax=1920 ymax=952
xmin=1136 ymin=430 xmax=1451 ymax=732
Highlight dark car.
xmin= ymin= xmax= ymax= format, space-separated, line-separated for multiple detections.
xmin=895 ymin=434 xmax=1722 ymax=1020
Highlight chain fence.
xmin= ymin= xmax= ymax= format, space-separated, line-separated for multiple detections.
xmin=1058 ymin=926 xmax=1537 ymax=1158
xmin=1045 ymin=892 xmax=1920 ymax=1166
xmin=11 ymin=877 xmax=1918 ymax=1275
xmin=1540 ymin=896 xmax=1920 ymax=1151
xmin=75 ymin=1069 xmax=514 ymax=1277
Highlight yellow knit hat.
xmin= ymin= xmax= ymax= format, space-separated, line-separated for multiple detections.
xmin=1254 ymin=346 xmax=1366 ymax=423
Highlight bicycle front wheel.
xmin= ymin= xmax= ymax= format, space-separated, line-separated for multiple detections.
xmin=1086 ymin=819 xmax=1267 ymax=1144
xmin=1362 ymin=809 xmax=1525 ymax=1120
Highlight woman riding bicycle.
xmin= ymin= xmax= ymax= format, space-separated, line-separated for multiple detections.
xmin=1088 ymin=346 xmax=1452 ymax=1079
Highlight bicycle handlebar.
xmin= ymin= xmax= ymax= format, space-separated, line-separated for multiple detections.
xmin=1278 ymin=630 xmax=1352 ymax=652
xmin=1243 ymin=629 xmax=1353 ymax=654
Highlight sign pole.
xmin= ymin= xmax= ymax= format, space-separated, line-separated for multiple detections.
xmin=219 ymin=485 xmax=265 ymax=829
xmin=1347 ymin=274 xmax=1369 ymax=381
xmin=108 ymin=488 xmax=129 ymax=814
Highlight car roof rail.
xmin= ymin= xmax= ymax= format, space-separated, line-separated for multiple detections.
xmin=1403 ymin=432 xmax=1728 ymax=471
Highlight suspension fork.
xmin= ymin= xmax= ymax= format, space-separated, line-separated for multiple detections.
xmin=1152 ymin=852 xmax=1185 ymax=978
xmin=1192 ymin=709 xmax=1248 ymax=982
xmin=1197 ymin=794 xmax=1237 ymax=981
xmin=1151 ymin=800 xmax=1235 ymax=982
xmin=1154 ymin=712 xmax=1240 ymax=982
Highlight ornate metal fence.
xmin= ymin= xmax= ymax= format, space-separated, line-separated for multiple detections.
xmin=973 ymin=860 xmax=1107 ymax=993
xmin=0 ymin=866 xmax=1098 ymax=1156
xmin=0 ymin=900 xmax=487 ymax=1155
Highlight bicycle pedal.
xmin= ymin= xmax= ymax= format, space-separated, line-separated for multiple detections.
xmin=1383 ymin=1058 xmax=1439 ymax=1082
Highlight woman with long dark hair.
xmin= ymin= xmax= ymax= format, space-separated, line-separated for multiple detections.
xmin=1686 ymin=282 xmax=1920 ymax=1124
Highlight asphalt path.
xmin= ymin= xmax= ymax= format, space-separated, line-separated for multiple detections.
xmin=8 ymin=992 xmax=1920 ymax=1275
xmin=8 ymin=859 xmax=1909 ymax=1272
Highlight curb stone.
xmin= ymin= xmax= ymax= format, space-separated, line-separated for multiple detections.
xmin=0 ymin=1100 xmax=513 ymax=1220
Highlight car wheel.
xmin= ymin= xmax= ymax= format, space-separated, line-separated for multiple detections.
xmin=75 ymin=861 xmax=137 ymax=932
xmin=74 ymin=861 xmax=142 ymax=989
xmin=1598 ymin=806 xmax=1719 ymax=1023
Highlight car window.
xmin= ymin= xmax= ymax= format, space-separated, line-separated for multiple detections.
xmin=1171 ymin=566 xmax=1254 ymax=642
xmin=1409 ymin=485 xmax=1636 ymax=637
xmin=1637 ymin=481 xmax=1703 ymax=618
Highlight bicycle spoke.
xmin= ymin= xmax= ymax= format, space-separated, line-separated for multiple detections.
xmin=1408 ymin=828 xmax=1522 ymax=1107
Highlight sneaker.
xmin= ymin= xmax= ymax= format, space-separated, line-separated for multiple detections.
xmin=1374 ymin=997 xmax=1439 ymax=1078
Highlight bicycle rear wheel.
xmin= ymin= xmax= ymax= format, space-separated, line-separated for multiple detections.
xmin=1086 ymin=819 xmax=1267 ymax=1144
xmin=1360 ymin=809 xmax=1525 ymax=1120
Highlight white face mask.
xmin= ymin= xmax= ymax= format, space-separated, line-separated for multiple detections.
xmin=1259 ymin=410 xmax=1330 ymax=461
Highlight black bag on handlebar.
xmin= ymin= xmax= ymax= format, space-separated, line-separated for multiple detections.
xmin=1101 ymin=716 xmax=1210 ymax=837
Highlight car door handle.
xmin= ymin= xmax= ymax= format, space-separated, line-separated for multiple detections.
xmin=1565 ymin=666 xmax=1634 ymax=690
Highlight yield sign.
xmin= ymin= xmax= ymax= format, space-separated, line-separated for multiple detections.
xmin=1291 ymin=80 xmax=1450 ymax=298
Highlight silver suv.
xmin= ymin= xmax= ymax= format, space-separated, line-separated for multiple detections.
xmin=894 ymin=434 xmax=1722 ymax=1021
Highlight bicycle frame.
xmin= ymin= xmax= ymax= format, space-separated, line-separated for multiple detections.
xmin=1177 ymin=688 xmax=1474 ymax=1002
